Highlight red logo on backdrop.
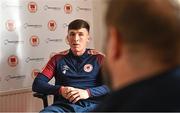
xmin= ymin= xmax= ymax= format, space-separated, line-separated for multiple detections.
xmin=28 ymin=2 xmax=37 ymax=13
xmin=31 ymin=69 xmax=40 ymax=79
xmin=30 ymin=35 xmax=39 ymax=47
xmin=8 ymin=55 xmax=18 ymax=67
xmin=64 ymin=4 xmax=72 ymax=14
xmin=48 ymin=20 xmax=57 ymax=31
xmin=6 ymin=20 xmax=16 ymax=31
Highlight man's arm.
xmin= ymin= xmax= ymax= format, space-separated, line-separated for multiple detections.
xmin=87 ymin=65 xmax=110 ymax=97
xmin=32 ymin=73 xmax=61 ymax=95
xmin=87 ymin=85 xmax=110 ymax=97
xmin=88 ymin=51 xmax=110 ymax=97
xmin=61 ymin=85 xmax=110 ymax=103
xmin=32 ymin=54 xmax=63 ymax=95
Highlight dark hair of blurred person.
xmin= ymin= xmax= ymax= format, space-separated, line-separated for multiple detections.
xmin=95 ymin=0 xmax=180 ymax=111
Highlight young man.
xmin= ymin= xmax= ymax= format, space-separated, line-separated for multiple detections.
xmin=32 ymin=19 xmax=109 ymax=112
xmin=95 ymin=0 xmax=180 ymax=112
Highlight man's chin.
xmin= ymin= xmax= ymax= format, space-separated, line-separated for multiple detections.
xmin=71 ymin=48 xmax=80 ymax=52
xmin=73 ymin=50 xmax=82 ymax=53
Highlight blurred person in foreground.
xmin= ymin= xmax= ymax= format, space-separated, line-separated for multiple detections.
xmin=32 ymin=19 xmax=109 ymax=112
xmin=95 ymin=0 xmax=180 ymax=111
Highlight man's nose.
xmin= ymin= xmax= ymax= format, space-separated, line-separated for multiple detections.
xmin=74 ymin=34 xmax=80 ymax=41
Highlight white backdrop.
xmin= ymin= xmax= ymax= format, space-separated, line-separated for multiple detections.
xmin=0 ymin=0 xmax=94 ymax=91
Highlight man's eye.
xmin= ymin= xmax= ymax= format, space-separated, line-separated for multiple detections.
xmin=79 ymin=33 xmax=84 ymax=36
xmin=70 ymin=33 xmax=75 ymax=37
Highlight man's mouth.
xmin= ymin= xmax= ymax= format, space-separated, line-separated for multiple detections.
xmin=73 ymin=44 xmax=80 ymax=46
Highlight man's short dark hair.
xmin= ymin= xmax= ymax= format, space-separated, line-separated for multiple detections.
xmin=106 ymin=0 xmax=180 ymax=64
xmin=68 ymin=19 xmax=90 ymax=32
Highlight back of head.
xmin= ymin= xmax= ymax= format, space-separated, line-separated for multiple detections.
xmin=68 ymin=19 xmax=90 ymax=32
xmin=106 ymin=0 xmax=180 ymax=65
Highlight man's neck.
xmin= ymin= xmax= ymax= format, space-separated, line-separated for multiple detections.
xmin=71 ymin=49 xmax=86 ymax=56
xmin=112 ymin=51 xmax=174 ymax=91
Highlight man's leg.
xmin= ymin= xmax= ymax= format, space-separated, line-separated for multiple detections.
xmin=40 ymin=105 xmax=65 ymax=113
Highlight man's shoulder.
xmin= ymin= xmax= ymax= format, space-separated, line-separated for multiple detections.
xmin=87 ymin=49 xmax=105 ymax=57
xmin=53 ymin=50 xmax=69 ymax=57
xmin=58 ymin=49 xmax=70 ymax=55
xmin=87 ymin=49 xmax=105 ymax=65
xmin=50 ymin=50 xmax=69 ymax=60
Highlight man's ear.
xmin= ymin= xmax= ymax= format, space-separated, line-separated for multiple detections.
xmin=108 ymin=27 xmax=122 ymax=60
xmin=65 ymin=36 xmax=69 ymax=45
xmin=87 ymin=34 xmax=90 ymax=42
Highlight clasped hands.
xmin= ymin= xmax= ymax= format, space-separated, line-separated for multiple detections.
xmin=60 ymin=86 xmax=90 ymax=103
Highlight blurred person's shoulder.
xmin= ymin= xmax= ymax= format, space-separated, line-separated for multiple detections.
xmin=94 ymin=90 xmax=123 ymax=112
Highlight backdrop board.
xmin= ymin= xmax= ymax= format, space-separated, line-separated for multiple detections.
xmin=0 ymin=0 xmax=94 ymax=91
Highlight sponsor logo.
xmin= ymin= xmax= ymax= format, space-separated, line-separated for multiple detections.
xmin=48 ymin=20 xmax=57 ymax=31
xmin=76 ymin=7 xmax=91 ymax=12
xmin=28 ymin=2 xmax=37 ymax=13
xmin=6 ymin=20 xmax=16 ymax=31
xmin=46 ymin=38 xmax=62 ymax=43
xmin=44 ymin=5 xmax=61 ymax=11
xmin=31 ymin=69 xmax=40 ymax=79
xmin=84 ymin=64 xmax=93 ymax=73
xmin=5 ymin=74 xmax=25 ymax=81
xmin=62 ymin=65 xmax=70 ymax=74
xmin=25 ymin=57 xmax=44 ymax=63
xmin=24 ymin=23 xmax=42 ymax=29
xmin=64 ymin=4 xmax=72 ymax=14
xmin=4 ymin=2 xmax=23 ymax=8
xmin=30 ymin=35 xmax=39 ymax=47
xmin=8 ymin=55 xmax=18 ymax=67
xmin=4 ymin=39 xmax=24 ymax=45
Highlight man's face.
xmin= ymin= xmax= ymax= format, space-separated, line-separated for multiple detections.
xmin=103 ymin=26 xmax=121 ymax=90
xmin=67 ymin=28 xmax=89 ymax=54
xmin=103 ymin=29 xmax=114 ymax=90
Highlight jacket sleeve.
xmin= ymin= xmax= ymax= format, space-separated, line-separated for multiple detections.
xmin=32 ymin=73 xmax=61 ymax=95
xmin=87 ymin=66 xmax=110 ymax=97
xmin=87 ymin=52 xmax=110 ymax=97
xmin=88 ymin=85 xmax=110 ymax=97
xmin=32 ymin=55 xmax=62 ymax=95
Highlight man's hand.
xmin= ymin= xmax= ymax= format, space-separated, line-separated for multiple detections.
xmin=60 ymin=86 xmax=90 ymax=103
